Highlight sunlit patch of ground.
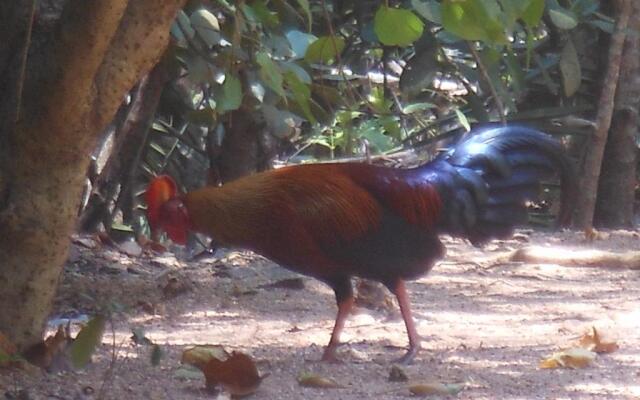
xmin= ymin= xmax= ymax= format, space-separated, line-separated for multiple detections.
xmin=1 ymin=229 xmax=639 ymax=399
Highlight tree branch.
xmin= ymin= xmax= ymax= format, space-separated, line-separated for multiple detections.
xmin=573 ymin=0 xmax=632 ymax=229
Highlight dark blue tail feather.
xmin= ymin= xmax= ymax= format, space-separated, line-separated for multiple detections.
xmin=421 ymin=124 xmax=574 ymax=245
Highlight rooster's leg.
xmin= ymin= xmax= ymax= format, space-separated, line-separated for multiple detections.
xmin=322 ymin=278 xmax=353 ymax=362
xmin=390 ymin=279 xmax=420 ymax=364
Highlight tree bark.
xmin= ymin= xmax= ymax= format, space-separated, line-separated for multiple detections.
xmin=213 ymin=110 xmax=273 ymax=183
xmin=594 ymin=1 xmax=640 ymax=228
xmin=0 ymin=1 xmax=36 ymax=204
xmin=0 ymin=0 xmax=185 ymax=350
xmin=573 ymin=0 xmax=632 ymax=229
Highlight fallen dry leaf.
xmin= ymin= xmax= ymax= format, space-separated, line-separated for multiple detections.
xmin=408 ymin=382 xmax=464 ymax=396
xmin=539 ymin=348 xmax=597 ymax=369
xmin=181 ymin=346 xmax=263 ymax=396
xmin=23 ymin=325 xmax=72 ymax=369
xmin=578 ymin=327 xmax=619 ymax=354
xmin=202 ymin=352 xmax=262 ymax=397
xmin=297 ymin=372 xmax=343 ymax=388
xmin=181 ymin=345 xmax=229 ymax=370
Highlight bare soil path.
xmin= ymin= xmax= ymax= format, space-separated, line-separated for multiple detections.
xmin=1 ymin=229 xmax=639 ymax=399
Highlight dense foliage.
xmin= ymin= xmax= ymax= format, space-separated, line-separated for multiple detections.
xmin=83 ymin=0 xmax=616 ymax=237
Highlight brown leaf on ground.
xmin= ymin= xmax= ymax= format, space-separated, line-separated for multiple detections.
xmin=578 ymin=327 xmax=619 ymax=354
xmin=408 ymin=382 xmax=465 ymax=396
xmin=539 ymin=348 xmax=596 ymax=369
xmin=297 ymin=372 xmax=343 ymax=388
xmin=22 ymin=325 xmax=72 ymax=369
xmin=181 ymin=345 xmax=229 ymax=370
xmin=181 ymin=346 xmax=263 ymax=396
xmin=202 ymin=352 xmax=262 ymax=396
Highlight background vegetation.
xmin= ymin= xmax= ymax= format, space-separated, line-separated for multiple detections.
xmin=77 ymin=0 xmax=637 ymax=245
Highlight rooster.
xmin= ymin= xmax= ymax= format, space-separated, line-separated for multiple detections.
xmin=146 ymin=124 xmax=574 ymax=363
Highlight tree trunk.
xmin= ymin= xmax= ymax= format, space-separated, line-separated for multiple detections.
xmin=594 ymin=2 xmax=640 ymax=228
xmin=213 ymin=110 xmax=272 ymax=183
xmin=0 ymin=0 xmax=185 ymax=350
xmin=573 ymin=0 xmax=631 ymax=229
xmin=0 ymin=1 xmax=36 ymax=204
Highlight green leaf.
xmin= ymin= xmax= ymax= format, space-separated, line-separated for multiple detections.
xmin=285 ymin=71 xmax=316 ymax=123
xmin=521 ymin=0 xmax=545 ymax=28
xmin=455 ymin=108 xmax=471 ymax=131
xmin=190 ymin=8 xmax=221 ymax=47
xmin=294 ymin=0 xmax=312 ymax=31
xmin=173 ymin=10 xmax=195 ymax=43
xmin=559 ymin=39 xmax=581 ymax=97
xmin=248 ymin=0 xmax=279 ymax=28
xmin=572 ymin=0 xmax=599 ymax=17
xmin=411 ymin=0 xmax=442 ymax=24
xmin=368 ymin=86 xmax=392 ymax=114
xmin=304 ymin=36 xmax=345 ymax=64
xmin=402 ymin=102 xmax=437 ymax=114
xmin=286 ymin=30 xmax=317 ymax=59
xmin=374 ymin=6 xmax=424 ymax=47
xmin=588 ymin=19 xmax=613 ymax=34
xmin=256 ymin=52 xmax=285 ymax=97
xmin=399 ymin=46 xmax=439 ymax=96
xmin=496 ymin=0 xmax=519 ymax=29
xmin=218 ymin=74 xmax=243 ymax=112
xmin=281 ymin=61 xmax=312 ymax=84
xmin=69 ymin=315 xmax=105 ymax=369
xmin=466 ymin=92 xmax=489 ymax=122
xmin=186 ymin=56 xmax=213 ymax=85
xmin=357 ymin=120 xmax=396 ymax=153
xmin=505 ymin=50 xmax=525 ymax=95
xmin=441 ymin=0 xmax=505 ymax=43
xmin=262 ymin=105 xmax=301 ymax=138
xmin=111 ymin=223 xmax=134 ymax=232
xmin=379 ymin=115 xmax=402 ymax=140
xmin=549 ymin=8 xmax=578 ymax=30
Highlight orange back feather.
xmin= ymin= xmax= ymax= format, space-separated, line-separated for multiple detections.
xmin=183 ymin=164 xmax=382 ymax=249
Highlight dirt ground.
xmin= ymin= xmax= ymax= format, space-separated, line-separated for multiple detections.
xmin=1 ymin=229 xmax=639 ymax=399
